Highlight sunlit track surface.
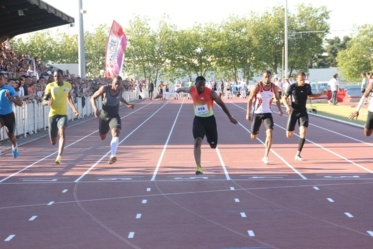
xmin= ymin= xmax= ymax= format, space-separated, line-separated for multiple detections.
xmin=1 ymin=98 xmax=373 ymax=249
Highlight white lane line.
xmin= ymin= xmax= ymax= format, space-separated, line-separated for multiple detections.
xmin=313 ymin=186 xmax=320 ymax=190
xmin=62 ymin=189 xmax=68 ymax=193
xmin=273 ymin=124 xmax=373 ymax=174
xmin=215 ymin=147 xmax=231 ymax=180
xmin=230 ymin=187 xmax=235 ymax=191
xmin=345 ymin=212 xmax=354 ymax=218
xmin=21 ymin=178 xmax=58 ymax=182
xmin=240 ymin=212 xmax=247 ymax=218
xmin=128 ymin=232 xmax=135 ymax=239
xmin=0 ymin=128 xmax=99 ymax=183
xmin=29 ymin=216 xmax=37 ymax=221
xmin=75 ymin=103 xmax=166 ymax=183
xmin=237 ymin=121 xmax=307 ymax=180
xmin=47 ymin=201 xmax=54 ymax=206
xmin=146 ymin=188 xmax=151 ymax=192
xmin=327 ymin=198 xmax=334 ymax=203
xmin=367 ymin=231 xmax=373 ymax=237
xmin=247 ymin=230 xmax=255 ymax=237
xmin=151 ymin=101 xmax=184 ymax=181
xmin=142 ymin=199 xmax=147 ymax=204
xmin=234 ymin=198 xmax=240 ymax=203
xmin=4 ymin=234 xmax=15 ymax=242
xmin=136 ymin=213 xmax=142 ymax=219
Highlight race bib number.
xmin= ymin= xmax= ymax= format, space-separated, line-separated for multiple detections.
xmin=195 ymin=104 xmax=208 ymax=115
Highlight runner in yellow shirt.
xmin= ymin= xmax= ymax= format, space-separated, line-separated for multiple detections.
xmin=43 ymin=69 xmax=78 ymax=164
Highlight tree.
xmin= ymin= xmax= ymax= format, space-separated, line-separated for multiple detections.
xmin=323 ymin=36 xmax=351 ymax=67
xmin=337 ymin=25 xmax=373 ymax=81
xmin=11 ymin=25 xmax=110 ymax=77
xmin=287 ymin=4 xmax=330 ymax=76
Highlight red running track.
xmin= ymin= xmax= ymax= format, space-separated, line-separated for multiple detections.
xmin=0 ymin=97 xmax=373 ymax=249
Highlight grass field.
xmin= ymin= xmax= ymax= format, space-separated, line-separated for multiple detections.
xmin=306 ymin=101 xmax=366 ymax=127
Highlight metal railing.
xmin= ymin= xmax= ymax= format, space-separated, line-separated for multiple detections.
xmin=0 ymin=90 xmax=142 ymax=142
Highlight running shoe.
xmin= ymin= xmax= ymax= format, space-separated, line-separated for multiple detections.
xmin=261 ymin=157 xmax=269 ymax=164
xmin=294 ymin=155 xmax=303 ymax=161
xmin=12 ymin=147 xmax=19 ymax=159
xmin=108 ymin=156 xmax=117 ymax=164
xmin=55 ymin=156 xmax=62 ymax=165
xmin=195 ymin=166 xmax=203 ymax=175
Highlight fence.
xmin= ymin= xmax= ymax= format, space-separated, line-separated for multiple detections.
xmin=0 ymin=90 xmax=142 ymax=142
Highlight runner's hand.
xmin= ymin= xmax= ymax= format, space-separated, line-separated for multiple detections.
xmin=348 ymin=111 xmax=359 ymax=120
xmin=94 ymin=109 xmax=100 ymax=118
xmin=229 ymin=116 xmax=238 ymax=124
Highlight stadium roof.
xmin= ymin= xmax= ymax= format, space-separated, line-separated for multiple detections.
xmin=0 ymin=0 xmax=74 ymax=42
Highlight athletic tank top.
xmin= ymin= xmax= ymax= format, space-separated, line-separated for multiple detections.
xmin=253 ymin=82 xmax=274 ymax=114
xmin=102 ymin=85 xmax=122 ymax=116
xmin=190 ymin=86 xmax=214 ymax=117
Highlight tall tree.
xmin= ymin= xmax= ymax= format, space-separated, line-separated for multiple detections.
xmin=287 ymin=4 xmax=330 ymax=76
xmin=323 ymin=36 xmax=351 ymax=67
xmin=337 ymin=25 xmax=373 ymax=81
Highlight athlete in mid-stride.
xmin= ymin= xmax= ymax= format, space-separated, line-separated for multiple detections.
xmin=0 ymin=71 xmax=23 ymax=158
xmin=246 ymin=70 xmax=283 ymax=164
xmin=349 ymin=80 xmax=373 ymax=136
xmin=176 ymin=76 xmax=237 ymax=175
xmin=43 ymin=69 xmax=79 ymax=164
xmin=90 ymin=76 xmax=134 ymax=164
xmin=282 ymin=71 xmax=327 ymax=161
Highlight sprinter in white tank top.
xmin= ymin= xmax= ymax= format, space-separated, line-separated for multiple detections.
xmin=246 ymin=70 xmax=283 ymax=164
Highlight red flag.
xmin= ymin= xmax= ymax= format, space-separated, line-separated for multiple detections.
xmin=104 ymin=20 xmax=127 ymax=78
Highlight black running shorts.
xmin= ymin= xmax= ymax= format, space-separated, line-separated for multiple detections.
xmin=251 ymin=113 xmax=274 ymax=135
xmin=365 ymin=111 xmax=373 ymax=130
xmin=286 ymin=110 xmax=309 ymax=131
xmin=49 ymin=115 xmax=68 ymax=138
xmin=0 ymin=112 xmax=16 ymax=134
xmin=193 ymin=115 xmax=217 ymax=147
xmin=99 ymin=111 xmax=121 ymax=135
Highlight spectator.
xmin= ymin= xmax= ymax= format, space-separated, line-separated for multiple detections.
xmin=328 ymin=73 xmax=339 ymax=105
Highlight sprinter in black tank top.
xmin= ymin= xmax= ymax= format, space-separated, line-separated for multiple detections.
xmin=90 ymin=76 xmax=134 ymax=164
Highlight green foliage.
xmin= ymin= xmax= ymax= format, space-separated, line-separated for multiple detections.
xmin=11 ymin=4 xmax=359 ymax=82
xmin=336 ymin=25 xmax=373 ymax=81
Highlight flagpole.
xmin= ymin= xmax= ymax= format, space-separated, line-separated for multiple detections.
xmin=284 ymin=0 xmax=288 ymax=78
xmin=78 ymin=0 xmax=86 ymax=78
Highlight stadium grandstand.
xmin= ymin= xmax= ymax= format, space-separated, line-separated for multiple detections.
xmin=0 ymin=0 xmax=74 ymax=42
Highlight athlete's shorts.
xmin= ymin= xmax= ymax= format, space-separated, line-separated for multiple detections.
xmin=49 ymin=115 xmax=68 ymax=138
xmin=365 ymin=111 xmax=373 ymax=129
xmin=286 ymin=110 xmax=309 ymax=131
xmin=193 ymin=115 xmax=217 ymax=148
xmin=0 ymin=112 xmax=16 ymax=134
xmin=99 ymin=111 xmax=121 ymax=135
xmin=251 ymin=113 xmax=274 ymax=135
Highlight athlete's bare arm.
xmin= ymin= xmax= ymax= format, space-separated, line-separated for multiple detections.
xmin=67 ymin=88 xmax=79 ymax=117
xmin=273 ymin=85 xmax=283 ymax=116
xmin=175 ymin=87 xmax=191 ymax=93
xmin=210 ymin=91 xmax=237 ymax=124
xmin=120 ymin=97 xmax=134 ymax=109
xmin=246 ymin=83 xmax=259 ymax=121
xmin=349 ymin=82 xmax=373 ymax=120
xmin=90 ymin=85 xmax=106 ymax=118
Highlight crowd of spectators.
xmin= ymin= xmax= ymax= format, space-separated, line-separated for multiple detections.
xmin=0 ymin=40 xmax=141 ymax=103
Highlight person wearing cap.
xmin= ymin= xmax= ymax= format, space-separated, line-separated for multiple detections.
xmin=176 ymin=76 xmax=237 ymax=175
xmin=0 ymin=71 xmax=23 ymax=158
xmin=43 ymin=69 xmax=78 ymax=164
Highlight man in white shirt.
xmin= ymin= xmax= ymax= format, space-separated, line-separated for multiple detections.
xmin=328 ymin=73 xmax=339 ymax=105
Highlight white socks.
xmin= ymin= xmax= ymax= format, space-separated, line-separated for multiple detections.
xmin=110 ymin=137 xmax=119 ymax=157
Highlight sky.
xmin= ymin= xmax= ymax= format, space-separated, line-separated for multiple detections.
xmin=37 ymin=0 xmax=372 ymax=39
